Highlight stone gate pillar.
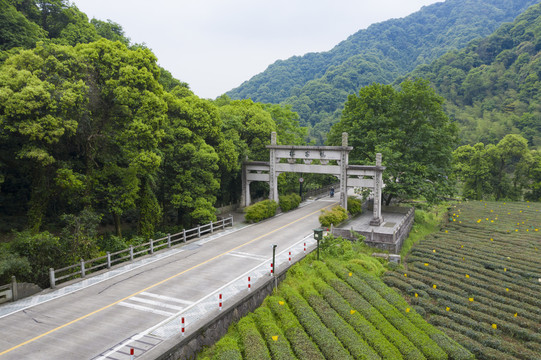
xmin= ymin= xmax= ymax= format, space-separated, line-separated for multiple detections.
xmin=370 ymin=153 xmax=384 ymax=226
xmin=240 ymin=163 xmax=250 ymax=207
xmin=340 ymin=132 xmax=348 ymax=210
xmin=269 ymin=132 xmax=278 ymax=203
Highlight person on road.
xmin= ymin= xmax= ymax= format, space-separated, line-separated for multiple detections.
xmin=330 ymin=186 xmax=335 ymax=197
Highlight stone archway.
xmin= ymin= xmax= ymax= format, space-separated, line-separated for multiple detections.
xmin=241 ymin=132 xmax=385 ymax=226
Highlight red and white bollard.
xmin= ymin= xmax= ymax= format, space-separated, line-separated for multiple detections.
xmin=304 ymin=242 xmax=306 ymax=254
xmin=219 ymin=294 xmax=222 ymax=311
xmin=270 ymin=262 xmax=274 ymax=275
xmin=288 ymin=251 xmax=291 ymax=264
xmin=181 ymin=317 xmax=185 ymax=336
xmin=130 ymin=348 xmax=134 ymax=360
xmin=248 ymin=276 xmax=251 ymax=291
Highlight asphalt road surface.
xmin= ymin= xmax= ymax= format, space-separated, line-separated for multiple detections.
xmin=0 ymin=197 xmax=337 ymax=359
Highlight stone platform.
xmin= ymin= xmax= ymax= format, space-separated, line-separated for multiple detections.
xmin=331 ymin=205 xmax=414 ymax=254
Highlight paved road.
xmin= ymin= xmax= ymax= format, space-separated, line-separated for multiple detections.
xmin=0 ymin=197 xmax=337 ymax=359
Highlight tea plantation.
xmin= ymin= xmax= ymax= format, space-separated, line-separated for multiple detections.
xmin=198 ymin=236 xmax=473 ymax=359
xmin=385 ymin=201 xmax=541 ymax=359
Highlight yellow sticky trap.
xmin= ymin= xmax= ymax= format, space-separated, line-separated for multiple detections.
xmin=404 ymin=273 xmax=407 ymax=277
xmin=278 ymin=301 xmax=285 ymax=306
xmin=424 ymin=263 xmax=429 ymax=266
xmin=465 ymin=274 xmax=470 ymax=278
xmin=504 ymin=268 xmax=507 ymax=272
xmin=469 ymin=297 xmax=474 ymax=302
xmin=490 ymin=238 xmax=494 ymax=241
xmin=272 ymin=336 xmax=279 ymax=341
xmin=492 ymin=324 xmax=497 ymax=329
xmin=414 ymin=293 xmax=418 ymax=298
xmin=350 ymin=309 xmax=356 ymax=315
xmin=433 ymin=249 xmax=436 ymax=253
xmin=506 ymin=288 xmax=509 ymax=292
xmin=445 ymin=230 xmax=448 ymax=233
xmin=433 ymin=284 xmax=437 ymax=289
xmin=514 ymin=313 xmax=518 ymax=317
xmin=406 ymin=308 xmax=410 ymax=313
xmin=446 ymin=307 xmax=450 ymax=311
xmin=348 ymin=272 xmax=352 ymax=277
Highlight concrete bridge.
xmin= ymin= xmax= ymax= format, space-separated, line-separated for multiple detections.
xmin=0 ymin=197 xmax=338 ymax=359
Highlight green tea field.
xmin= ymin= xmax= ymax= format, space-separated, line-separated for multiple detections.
xmin=198 ymin=236 xmax=473 ymax=360
xmin=385 ymin=201 xmax=541 ymax=360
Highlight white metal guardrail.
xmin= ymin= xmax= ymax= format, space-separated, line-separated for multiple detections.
xmin=49 ymin=217 xmax=234 ymax=289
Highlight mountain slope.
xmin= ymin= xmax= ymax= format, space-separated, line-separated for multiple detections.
xmin=226 ymin=0 xmax=541 ymax=132
xmin=405 ymin=2 xmax=541 ymax=147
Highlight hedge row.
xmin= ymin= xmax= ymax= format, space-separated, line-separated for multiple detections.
xmin=404 ymin=271 xmax=541 ymax=343
xmin=314 ymin=262 xmax=425 ymax=360
xmin=439 ymin=326 xmax=519 ymax=360
xmin=328 ymin=261 xmax=448 ymax=360
xmin=407 ymin=261 xmax=541 ymax=325
xmin=244 ymin=200 xmax=278 ymax=223
xmin=265 ymin=295 xmax=325 ymax=360
xmin=347 ymin=264 xmax=474 ymax=360
xmin=281 ymin=284 xmax=354 ymax=360
xmin=253 ymin=307 xmax=296 ymax=360
xmin=310 ymin=277 xmax=403 ymax=359
xmin=236 ymin=315 xmax=271 ymax=360
xmin=298 ymin=282 xmax=381 ymax=360
xmin=319 ymin=205 xmax=348 ymax=227
xmin=428 ymin=314 xmax=541 ymax=360
xmin=211 ymin=336 xmax=243 ymax=360
xmin=279 ymin=193 xmax=302 ymax=212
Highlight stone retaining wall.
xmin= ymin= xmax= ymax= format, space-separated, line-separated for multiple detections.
xmin=332 ymin=207 xmax=415 ymax=253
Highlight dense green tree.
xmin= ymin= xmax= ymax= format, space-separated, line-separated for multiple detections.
xmin=0 ymin=0 xmax=46 ymax=50
xmin=227 ymin=0 xmax=538 ymax=144
xmin=90 ymin=18 xmax=129 ymax=45
xmin=329 ymin=79 xmax=458 ymax=205
xmin=453 ymin=143 xmax=493 ymax=199
xmin=406 ymin=2 xmax=541 ymax=146
xmin=452 ymin=134 xmax=537 ymax=200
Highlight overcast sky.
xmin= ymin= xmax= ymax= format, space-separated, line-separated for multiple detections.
xmin=73 ymin=0 xmax=442 ymax=99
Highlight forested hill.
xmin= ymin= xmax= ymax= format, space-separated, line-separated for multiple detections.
xmin=403 ymin=2 xmax=541 ymax=148
xmin=226 ymin=0 xmax=540 ymax=135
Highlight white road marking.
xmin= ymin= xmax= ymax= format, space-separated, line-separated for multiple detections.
xmin=117 ymin=301 xmax=175 ymax=317
xmin=140 ymin=292 xmax=194 ymax=305
xmin=129 ymin=296 xmax=184 ymax=311
xmin=227 ymin=251 xmax=268 ymax=261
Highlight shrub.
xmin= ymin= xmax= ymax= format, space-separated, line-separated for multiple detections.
xmin=281 ymin=284 xmax=353 ymax=360
xmin=212 ymin=336 xmax=243 ymax=360
xmin=254 ymin=307 xmax=296 ymax=360
xmin=244 ymin=200 xmax=278 ymax=223
xmin=237 ymin=315 xmax=271 ymax=360
xmin=9 ymin=231 xmax=66 ymax=288
xmin=311 ymin=277 xmax=402 ymax=359
xmin=266 ymin=295 xmax=325 ymax=360
xmin=319 ymin=206 xmax=348 ymax=227
xmin=279 ymin=193 xmax=302 ymax=212
xmin=347 ymin=196 xmax=362 ymax=216
xmin=299 ymin=282 xmax=381 ymax=360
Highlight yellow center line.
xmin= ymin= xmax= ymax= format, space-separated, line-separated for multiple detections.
xmin=0 ymin=201 xmax=336 ymax=357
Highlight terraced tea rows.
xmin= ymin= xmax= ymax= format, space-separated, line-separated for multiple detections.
xmin=199 ymin=251 xmax=473 ymax=359
xmin=385 ymin=201 xmax=541 ymax=360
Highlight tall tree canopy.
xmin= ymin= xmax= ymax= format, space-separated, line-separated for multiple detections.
xmin=329 ymin=79 xmax=459 ymax=204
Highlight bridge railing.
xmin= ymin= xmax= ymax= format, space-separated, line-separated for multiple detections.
xmin=49 ymin=216 xmax=234 ymax=289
